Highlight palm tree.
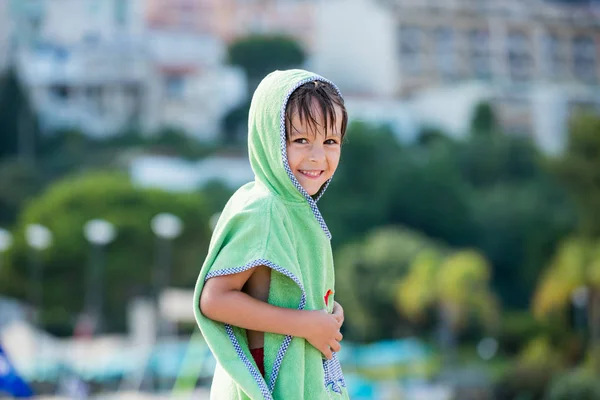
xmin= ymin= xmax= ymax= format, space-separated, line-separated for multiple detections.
xmin=533 ymin=237 xmax=600 ymax=369
xmin=396 ymin=249 xmax=499 ymax=359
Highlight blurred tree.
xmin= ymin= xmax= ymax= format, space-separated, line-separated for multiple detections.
xmin=198 ymin=180 xmax=234 ymax=216
xmin=458 ymin=134 xmax=540 ymax=188
xmin=0 ymin=67 xmax=40 ymax=163
xmin=323 ymin=120 xmax=573 ymax=312
xmin=0 ymin=172 xmax=212 ymax=335
xmin=396 ymin=249 xmax=499 ymax=338
xmin=552 ymin=112 xmax=600 ymax=237
xmin=334 ymin=226 xmax=442 ymax=341
xmin=221 ymin=100 xmax=251 ymax=145
xmin=470 ymin=181 xmax=575 ymax=308
xmin=533 ymin=237 xmax=600 ymax=369
xmin=388 ymin=142 xmax=475 ymax=248
xmin=470 ymin=101 xmax=498 ymax=136
xmin=320 ymin=122 xmax=402 ymax=248
xmin=547 ymin=369 xmax=600 ymax=400
xmin=227 ymin=34 xmax=305 ymax=92
xmin=0 ymin=158 xmax=43 ymax=226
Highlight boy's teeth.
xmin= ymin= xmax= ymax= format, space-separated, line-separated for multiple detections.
xmin=302 ymin=170 xmax=320 ymax=177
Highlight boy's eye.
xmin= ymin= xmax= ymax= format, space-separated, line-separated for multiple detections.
xmin=324 ymin=139 xmax=339 ymax=145
xmin=294 ymin=138 xmax=309 ymax=144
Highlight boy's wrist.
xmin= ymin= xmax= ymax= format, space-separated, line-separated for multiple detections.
xmin=291 ymin=309 xmax=315 ymax=339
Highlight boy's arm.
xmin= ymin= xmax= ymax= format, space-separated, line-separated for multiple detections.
xmin=200 ymin=266 xmax=343 ymax=359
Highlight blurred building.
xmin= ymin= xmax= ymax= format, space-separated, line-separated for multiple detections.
xmin=7 ymin=0 xmax=246 ymax=140
xmin=145 ymin=0 xmax=316 ymax=47
xmin=375 ymin=0 xmax=600 ymax=92
xmin=130 ymin=154 xmax=253 ymax=192
xmin=17 ymin=40 xmax=155 ymax=137
xmin=385 ymin=0 xmax=600 ymax=154
xmin=0 ymin=0 xmax=12 ymax=72
xmin=315 ymin=0 xmax=600 ymax=153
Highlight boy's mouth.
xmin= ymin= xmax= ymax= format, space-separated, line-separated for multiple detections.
xmin=299 ymin=170 xmax=324 ymax=179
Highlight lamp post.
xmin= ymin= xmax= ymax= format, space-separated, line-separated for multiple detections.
xmin=150 ymin=213 xmax=183 ymax=338
xmin=24 ymin=224 xmax=52 ymax=328
xmin=572 ymin=286 xmax=589 ymax=335
xmin=83 ymin=219 xmax=116 ymax=335
xmin=0 ymin=228 xmax=13 ymax=272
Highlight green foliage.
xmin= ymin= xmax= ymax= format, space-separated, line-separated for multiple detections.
xmin=397 ymin=248 xmax=499 ymax=336
xmin=470 ymin=102 xmax=498 ymax=135
xmin=320 ymin=122 xmax=403 ymax=248
xmin=518 ymin=336 xmax=562 ymax=369
xmin=0 ymin=171 xmax=212 ymax=334
xmin=552 ymin=112 xmax=600 ymax=237
xmin=0 ymin=158 xmax=43 ymax=226
xmin=388 ymin=142 xmax=475 ymax=247
xmin=221 ymin=100 xmax=251 ymax=145
xmin=547 ymin=369 xmax=600 ymax=400
xmin=470 ymin=180 xmax=575 ymax=307
xmin=499 ymin=311 xmax=549 ymax=355
xmin=0 ymin=67 xmax=40 ymax=161
xmin=334 ymin=226 xmax=442 ymax=341
xmin=494 ymin=363 xmax=556 ymax=400
xmin=227 ymin=35 xmax=305 ymax=89
xmin=533 ymin=237 xmax=600 ymax=320
xmin=324 ymin=120 xmax=573 ymax=310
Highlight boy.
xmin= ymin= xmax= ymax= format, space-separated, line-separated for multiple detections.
xmin=194 ymin=69 xmax=350 ymax=400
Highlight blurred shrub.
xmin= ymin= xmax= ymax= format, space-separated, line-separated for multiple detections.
xmin=397 ymin=248 xmax=499 ymax=337
xmin=551 ymin=112 xmax=600 ymax=237
xmin=494 ymin=363 xmax=556 ymax=400
xmin=518 ymin=336 xmax=562 ymax=370
xmin=583 ymin=344 xmax=600 ymax=374
xmin=499 ymin=311 xmax=543 ymax=354
xmin=1 ymin=171 xmax=212 ymax=334
xmin=334 ymin=226 xmax=441 ymax=341
xmin=0 ymin=158 xmax=43 ymax=226
xmin=546 ymin=369 xmax=600 ymax=400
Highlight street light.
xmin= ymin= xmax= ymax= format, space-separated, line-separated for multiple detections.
xmin=83 ymin=219 xmax=116 ymax=334
xmin=572 ymin=286 xmax=589 ymax=336
xmin=150 ymin=213 xmax=183 ymax=338
xmin=0 ymin=227 xmax=13 ymax=272
xmin=24 ymin=224 xmax=53 ymax=327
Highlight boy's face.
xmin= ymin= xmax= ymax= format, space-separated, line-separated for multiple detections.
xmin=286 ymin=103 xmax=343 ymax=196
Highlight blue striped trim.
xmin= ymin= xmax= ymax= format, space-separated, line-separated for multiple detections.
xmin=323 ymin=352 xmax=347 ymax=393
xmin=279 ymin=75 xmax=344 ymax=240
xmin=205 ymin=259 xmax=307 ymax=399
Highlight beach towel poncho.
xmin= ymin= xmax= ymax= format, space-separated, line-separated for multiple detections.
xmin=193 ymin=69 xmax=349 ymax=400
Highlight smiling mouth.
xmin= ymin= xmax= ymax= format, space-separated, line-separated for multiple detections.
xmin=299 ymin=170 xmax=324 ymax=179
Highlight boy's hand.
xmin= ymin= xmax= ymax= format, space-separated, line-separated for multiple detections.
xmin=332 ymin=301 xmax=344 ymax=326
xmin=303 ymin=309 xmax=343 ymax=360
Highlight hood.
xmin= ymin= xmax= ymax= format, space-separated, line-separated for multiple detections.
xmin=248 ymin=69 xmax=342 ymax=209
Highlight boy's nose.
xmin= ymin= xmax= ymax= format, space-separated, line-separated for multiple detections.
xmin=308 ymin=145 xmax=326 ymax=162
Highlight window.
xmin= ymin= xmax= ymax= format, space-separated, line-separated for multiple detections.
xmin=572 ymin=35 xmax=597 ymax=82
xmin=541 ymin=33 xmax=567 ymax=79
xmin=507 ymin=31 xmax=533 ymax=81
xmin=400 ymin=26 xmax=424 ymax=74
xmin=468 ymin=29 xmax=491 ymax=79
xmin=434 ymin=27 xmax=457 ymax=79
xmin=165 ymin=75 xmax=185 ymax=99
xmin=50 ymin=85 xmax=71 ymax=101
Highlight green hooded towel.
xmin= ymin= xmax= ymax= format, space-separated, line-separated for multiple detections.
xmin=193 ymin=69 xmax=350 ymax=400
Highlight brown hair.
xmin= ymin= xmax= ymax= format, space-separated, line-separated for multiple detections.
xmin=285 ymin=80 xmax=348 ymax=141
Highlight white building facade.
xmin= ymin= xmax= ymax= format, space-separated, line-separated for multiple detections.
xmin=9 ymin=0 xmax=247 ymax=141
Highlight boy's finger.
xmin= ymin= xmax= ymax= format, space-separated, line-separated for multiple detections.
xmin=335 ymin=331 xmax=343 ymax=341
xmin=322 ymin=346 xmax=333 ymax=360
xmin=330 ymin=341 xmax=342 ymax=353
